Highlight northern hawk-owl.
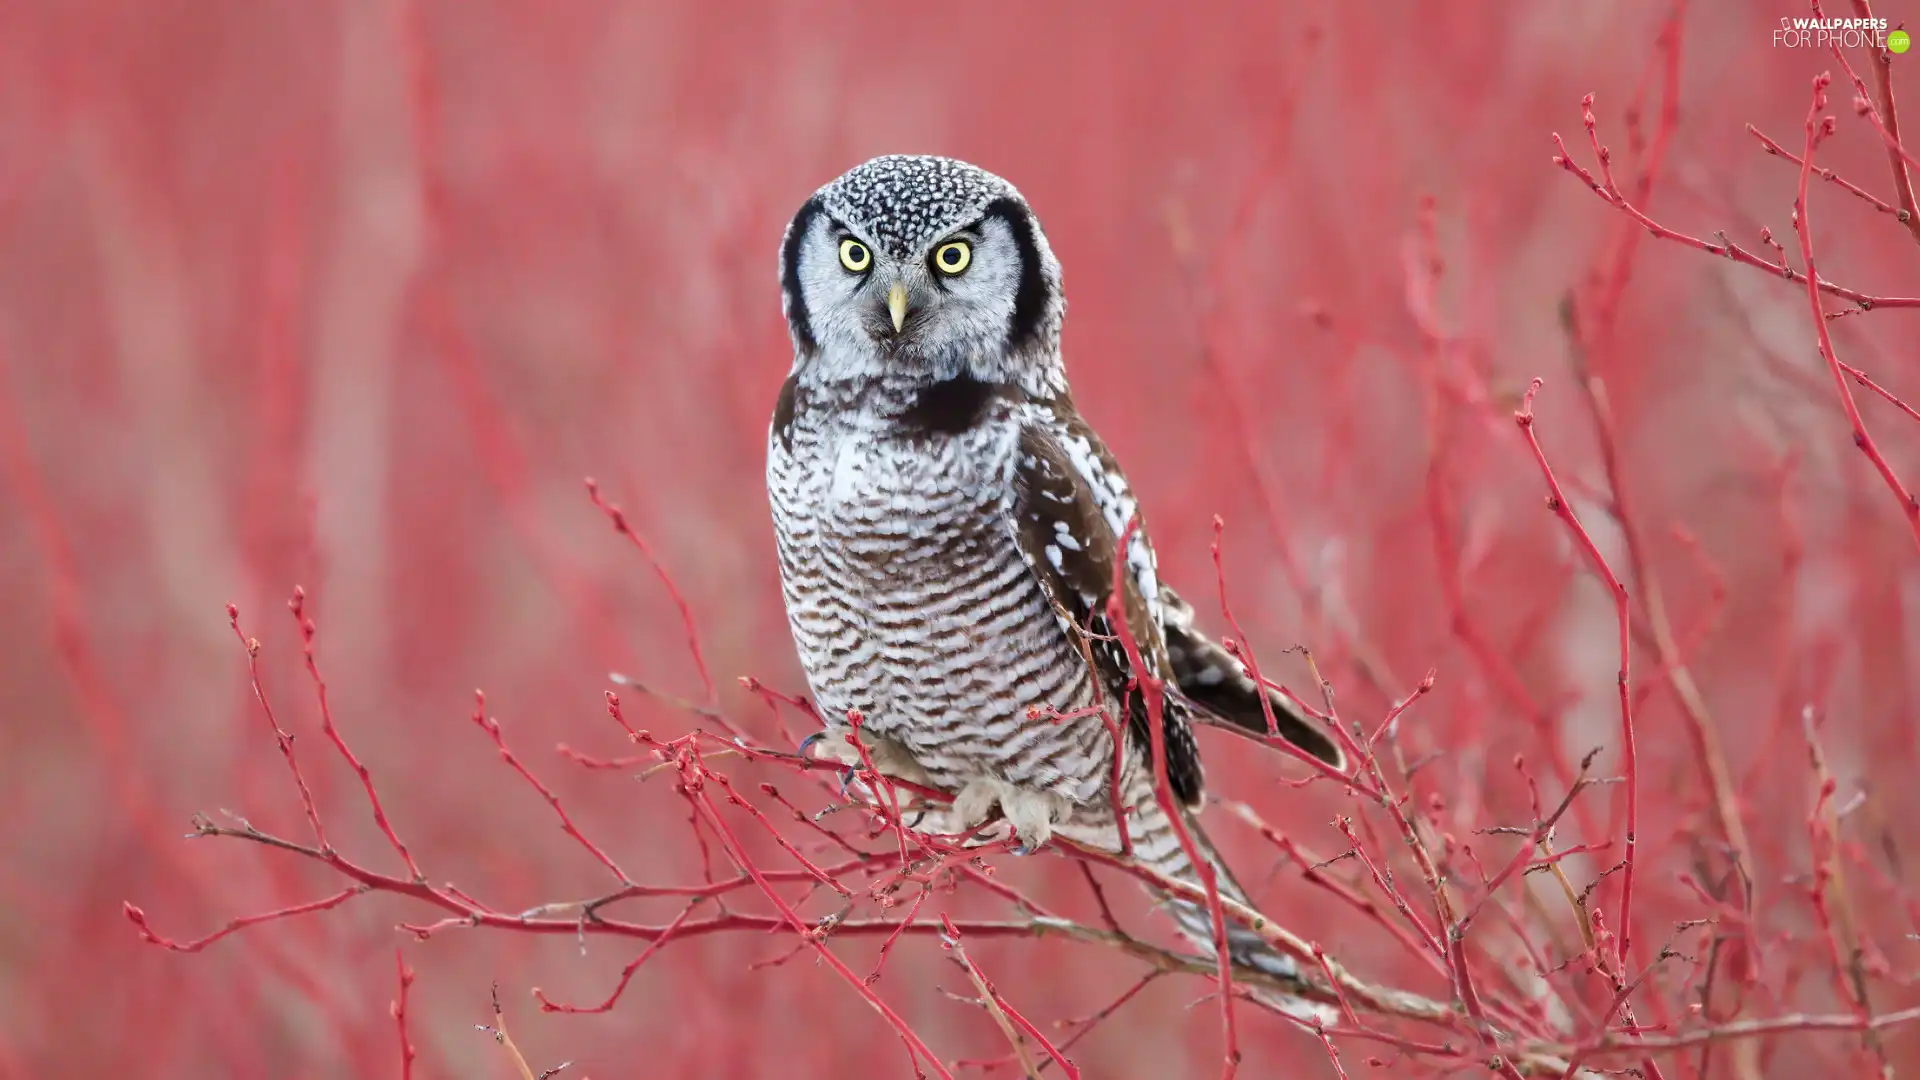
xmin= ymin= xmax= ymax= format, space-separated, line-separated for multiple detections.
xmin=766 ymin=154 xmax=1343 ymax=1003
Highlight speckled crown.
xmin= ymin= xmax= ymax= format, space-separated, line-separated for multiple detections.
xmin=816 ymin=155 xmax=1019 ymax=257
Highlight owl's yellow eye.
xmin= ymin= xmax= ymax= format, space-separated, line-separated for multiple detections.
xmin=932 ymin=241 xmax=971 ymax=275
xmin=838 ymin=239 xmax=871 ymax=272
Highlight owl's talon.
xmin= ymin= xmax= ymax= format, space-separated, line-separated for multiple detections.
xmin=797 ymin=730 xmax=828 ymax=759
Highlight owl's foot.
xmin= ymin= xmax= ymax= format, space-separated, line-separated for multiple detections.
xmin=799 ymin=725 xmax=934 ymax=788
xmin=910 ymin=776 xmax=1068 ymax=853
xmin=800 ymin=724 xmax=941 ymax=820
xmin=799 ymin=730 xmax=1067 ymax=852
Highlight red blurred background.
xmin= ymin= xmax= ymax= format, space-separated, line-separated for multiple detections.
xmin=3 ymin=1 xmax=1919 ymax=1076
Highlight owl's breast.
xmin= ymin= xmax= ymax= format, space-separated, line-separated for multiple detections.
xmin=768 ymin=414 xmax=1076 ymax=693
xmin=770 ymin=415 xmax=1017 ymax=572
xmin=765 ymin=397 xmax=1111 ymax=802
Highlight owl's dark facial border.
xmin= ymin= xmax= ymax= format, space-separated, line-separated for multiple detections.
xmin=978 ymin=198 xmax=1049 ymax=352
xmin=780 ymin=196 xmax=825 ymax=352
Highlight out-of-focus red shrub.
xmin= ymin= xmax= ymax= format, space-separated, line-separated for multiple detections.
xmin=3 ymin=1 xmax=1919 ymax=1077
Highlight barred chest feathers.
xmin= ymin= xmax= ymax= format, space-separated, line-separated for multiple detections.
xmin=766 ymin=378 xmax=1116 ymax=806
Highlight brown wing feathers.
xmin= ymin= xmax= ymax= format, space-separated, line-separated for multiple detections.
xmin=1007 ymin=424 xmax=1206 ymax=807
xmin=1159 ymin=587 xmax=1345 ymax=768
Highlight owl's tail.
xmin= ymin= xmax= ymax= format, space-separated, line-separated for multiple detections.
xmin=1063 ymin=765 xmax=1335 ymax=1024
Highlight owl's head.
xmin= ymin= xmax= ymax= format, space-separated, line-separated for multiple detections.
xmin=778 ymin=155 xmax=1065 ymax=391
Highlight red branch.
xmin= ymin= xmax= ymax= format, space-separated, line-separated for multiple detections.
xmin=291 ymin=587 xmax=424 ymax=881
xmin=126 ymin=524 xmax=1920 ymax=1077
xmin=532 ymin=903 xmax=698 ymax=1015
xmin=124 ymin=888 xmax=366 ymax=953
xmin=1837 ymin=361 xmax=1920 ymax=425
xmin=1818 ymin=0 xmax=1920 ymax=243
xmin=680 ymin=749 xmax=955 ymax=1080
xmin=392 ymin=950 xmax=416 ymax=1080
xmin=470 ymin=690 xmax=634 ymax=884
xmin=1788 ymin=72 xmax=1920 ymax=553
xmin=1513 ymin=381 xmax=1641 ymax=973
xmin=940 ymin=915 xmax=1081 ymax=1079
xmin=1109 ymin=515 xmax=1242 ymax=1079
xmin=1552 ymin=97 xmax=1920 ymax=311
xmin=586 ymin=479 xmax=719 ymax=706
xmin=228 ymin=602 xmax=328 ymax=851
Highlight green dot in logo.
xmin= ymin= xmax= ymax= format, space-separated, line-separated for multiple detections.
xmin=1891 ymin=29 xmax=1912 ymax=54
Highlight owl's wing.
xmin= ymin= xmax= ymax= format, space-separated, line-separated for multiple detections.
xmin=1031 ymin=398 xmax=1343 ymax=770
xmin=1006 ymin=422 xmax=1204 ymax=808
xmin=1157 ymin=585 xmax=1345 ymax=768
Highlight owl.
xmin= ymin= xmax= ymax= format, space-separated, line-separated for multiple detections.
xmin=766 ymin=154 xmax=1342 ymax=1007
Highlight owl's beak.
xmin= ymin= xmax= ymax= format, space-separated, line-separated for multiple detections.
xmin=886 ymin=282 xmax=910 ymax=334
